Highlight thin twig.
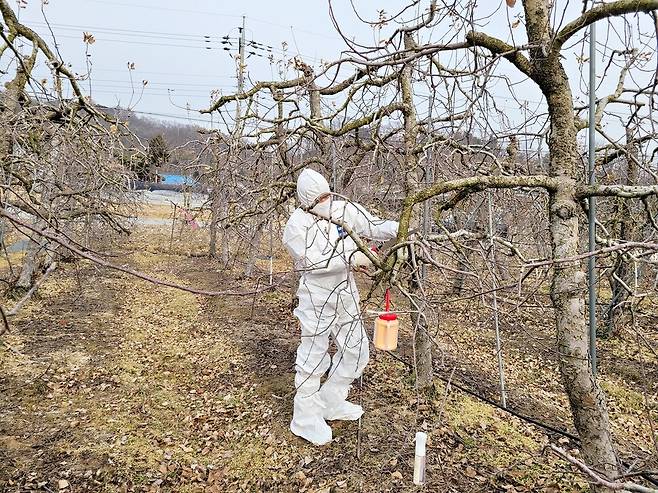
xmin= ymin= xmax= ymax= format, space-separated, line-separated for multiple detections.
xmin=548 ymin=444 xmax=658 ymax=493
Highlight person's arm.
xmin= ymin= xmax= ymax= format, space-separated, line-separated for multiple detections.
xmin=343 ymin=202 xmax=399 ymax=241
xmin=283 ymin=219 xmax=354 ymax=274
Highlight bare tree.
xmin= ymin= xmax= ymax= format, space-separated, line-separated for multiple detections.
xmin=0 ymin=0 xmax=134 ymax=301
xmin=201 ymin=1 xmax=658 ymax=488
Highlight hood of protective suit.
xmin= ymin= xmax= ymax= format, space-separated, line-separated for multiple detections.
xmin=297 ymin=168 xmax=331 ymax=216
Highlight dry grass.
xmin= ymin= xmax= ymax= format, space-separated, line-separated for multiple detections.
xmin=1 ymin=206 xmax=656 ymax=491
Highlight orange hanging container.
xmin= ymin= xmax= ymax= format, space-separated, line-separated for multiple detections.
xmin=374 ymin=289 xmax=399 ymax=351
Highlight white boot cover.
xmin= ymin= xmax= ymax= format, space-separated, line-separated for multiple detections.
xmin=290 ymin=392 xmax=333 ymax=445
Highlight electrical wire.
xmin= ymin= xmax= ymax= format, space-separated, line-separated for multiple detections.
xmin=81 ymin=0 xmax=341 ymax=41
xmin=24 ymin=20 xmax=233 ymax=41
xmin=21 ymin=18 xmax=321 ymax=61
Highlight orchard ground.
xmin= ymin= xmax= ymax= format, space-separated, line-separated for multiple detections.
xmin=1 ymin=200 xmax=657 ymax=492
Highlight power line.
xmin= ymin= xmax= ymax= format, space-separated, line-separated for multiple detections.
xmin=34 ymin=32 xmax=227 ymax=50
xmin=116 ymin=109 xmax=212 ymax=123
xmin=31 ymin=27 xmax=311 ymax=61
xmin=24 ymin=19 xmax=232 ymax=41
xmin=22 ymin=90 xmax=214 ymax=123
xmin=96 ymin=105 xmax=214 ymax=124
xmin=24 ymin=18 xmax=324 ymax=61
xmin=81 ymin=0 xmax=341 ymax=41
xmin=88 ymin=78 xmax=235 ymax=89
xmin=72 ymin=67 xmax=236 ymax=80
xmin=85 ymin=0 xmax=245 ymax=19
xmin=32 ymin=22 xmax=301 ymax=60
xmin=81 ymin=88 xmax=218 ymax=98
xmin=31 ymin=84 xmax=221 ymax=99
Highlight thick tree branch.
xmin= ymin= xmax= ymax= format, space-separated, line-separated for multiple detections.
xmin=411 ymin=174 xmax=558 ymax=205
xmin=306 ymin=101 xmax=406 ymax=137
xmin=577 ymin=184 xmax=658 ymax=199
xmin=396 ymin=174 xmax=558 ymax=244
xmin=554 ymin=0 xmax=658 ymax=52
xmin=389 ymin=0 xmax=437 ymax=38
xmin=201 ymin=77 xmax=306 ymax=114
xmin=466 ymin=31 xmax=534 ymax=79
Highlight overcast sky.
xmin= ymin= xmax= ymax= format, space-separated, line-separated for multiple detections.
xmin=8 ymin=0 xmax=655 ymax=146
xmin=15 ymin=0 xmax=403 ymax=125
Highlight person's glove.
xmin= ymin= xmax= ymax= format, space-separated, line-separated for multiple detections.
xmin=351 ymin=246 xmax=379 ymax=273
xmin=352 ymin=250 xmax=373 ymax=268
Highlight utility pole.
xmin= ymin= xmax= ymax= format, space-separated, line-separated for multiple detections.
xmin=235 ymin=15 xmax=246 ymax=134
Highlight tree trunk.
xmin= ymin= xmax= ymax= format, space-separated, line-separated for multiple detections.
xmin=410 ymin=288 xmax=433 ymax=390
xmin=540 ymin=56 xmax=620 ymax=486
xmin=549 ymin=181 xmax=618 ymax=482
xmin=244 ymin=221 xmax=263 ymax=277
xmin=401 ymin=33 xmax=433 ymax=391
xmin=208 ymin=175 xmax=220 ymax=258
xmin=15 ymin=237 xmax=41 ymax=292
xmin=16 ymin=174 xmax=54 ymax=294
xmin=450 ymin=218 xmax=470 ymax=295
xmin=220 ymin=210 xmax=231 ymax=266
xmin=450 ymin=263 xmax=467 ymax=294
xmin=520 ymin=0 xmax=620 ymax=484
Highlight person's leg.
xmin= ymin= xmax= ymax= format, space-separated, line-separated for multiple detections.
xmin=319 ymin=287 xmax=369 ymax=420
xmin=290 ymin=284 xmax=336 ymax=444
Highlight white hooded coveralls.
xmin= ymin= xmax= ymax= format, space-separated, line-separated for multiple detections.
xmin=282 ymin=169 xmax=398 ymax=445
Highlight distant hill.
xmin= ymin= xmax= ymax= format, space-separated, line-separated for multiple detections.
xmin=101 ymin=106 xmax=207 ymax=149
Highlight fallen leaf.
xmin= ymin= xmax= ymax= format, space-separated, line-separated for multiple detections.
xmin=391 ymin=471 xmax=403 ymax=480
xmin=208 ymin=468 xmax=224 ymax=484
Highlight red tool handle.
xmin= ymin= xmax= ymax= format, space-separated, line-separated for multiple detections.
xmin=385 ymin=288 xmax=390 ymax=312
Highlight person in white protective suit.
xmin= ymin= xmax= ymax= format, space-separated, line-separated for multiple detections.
xmin=282 ymin=168 xmax=399 ymax=445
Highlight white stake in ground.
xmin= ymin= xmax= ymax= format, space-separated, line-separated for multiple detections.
xmin=413 ymin=431 xmax=427 ymax=486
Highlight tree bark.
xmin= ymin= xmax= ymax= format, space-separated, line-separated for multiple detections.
xmin=530 ymin=9 xmax=620 ymax=485
xmin=208 ymin=166 xmax=220 ymax=258
xmin=401 ymin=33 xmax=433 ymax=391
xmin=450 ymin=213 xmax=471 ymax=295
xmin=15 ymin=237 xmax=41 ymax=292
xmin=244 ymin=221 xmax=263 ymax=277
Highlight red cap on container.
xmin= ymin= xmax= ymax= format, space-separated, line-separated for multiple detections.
xmin=379 ymin=312 xmax=398 ymax=321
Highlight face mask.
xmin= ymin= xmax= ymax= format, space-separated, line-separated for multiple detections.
xmin=311 ymin=199 xmax=331 ymax=218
